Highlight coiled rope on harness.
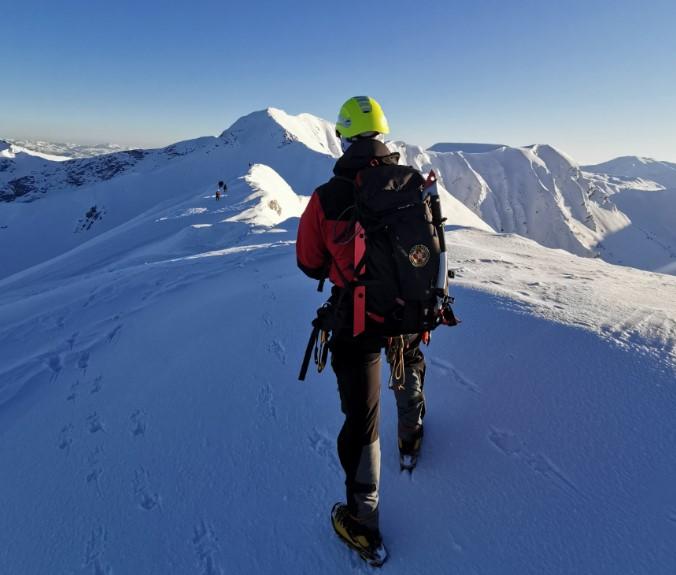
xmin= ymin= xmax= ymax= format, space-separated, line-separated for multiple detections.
xmin=386 ymin=335 xmax=406 ymax=390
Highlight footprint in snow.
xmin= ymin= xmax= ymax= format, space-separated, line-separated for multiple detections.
xmin=67 ymin=379 xmax=80 ymax=402
xmin=267 ymin=339 xmax=286 ymax=364
xmin=87 ymin=413 xmax=105 ymax=434
xmin=133 ymin=468 xmax=161 ymax=511
xmin=90 ymin=375 xmax=103 ymax=395
xmin=130 ymin=409 xmax=147 ymax=437
xmin=86 ymin=447 xmax=104 ymax=495
xmin=78 ymin=351 xmax=90 ymax=373
xmin=308 ymin=428 xmax=340 ymax=474
xmin=192 ymin=520 xmax=223 ymax=575
xmin=46 ymin=354 xmax=63 ymax=383
xmin=256 ymin=383 xmax=277 ymax=420
xmin=58 ymin=423 xmax=74 ymax=453
xmin=67 ymin=331 xmax=79 ymax=350
xmin=83 ymin=526 xmax=113 ymax=575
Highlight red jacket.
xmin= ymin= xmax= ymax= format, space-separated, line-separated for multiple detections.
xmin=296 ymin=139 xmax=399 ymax=287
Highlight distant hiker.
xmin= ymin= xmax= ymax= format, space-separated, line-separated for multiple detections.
xmin=296 ymin=96 xmax=458 ymax=567
xmin=216 ymin=180 xmax=226 ymax=200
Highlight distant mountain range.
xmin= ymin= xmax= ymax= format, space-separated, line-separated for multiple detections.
xmin=3 ymin=138 xmax=131 ymax=159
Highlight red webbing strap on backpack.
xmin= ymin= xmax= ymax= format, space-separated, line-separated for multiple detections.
xmin=353 ymin=221 xmax=366 ymax=337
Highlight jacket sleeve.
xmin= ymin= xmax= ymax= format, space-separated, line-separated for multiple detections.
xmin=296 ymin=192 xmax=329 ymax=279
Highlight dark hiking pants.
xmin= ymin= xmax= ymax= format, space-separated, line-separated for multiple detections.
xmin=330 ymin=333 xmax=426 ymax=531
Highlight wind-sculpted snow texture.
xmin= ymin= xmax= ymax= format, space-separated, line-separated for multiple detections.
xmin=1 ymin=108 xmax=676 ymax=573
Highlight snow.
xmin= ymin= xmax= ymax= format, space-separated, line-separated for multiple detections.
xmin=4 ymin=139 xmax=132 ymax=159
xmin=584 ymin=156 xmax=676 ymax=189
xmin=224 ymin=164 xmax=309 ymax=227
xmin=429 ymin=142 xmax=506 ymax=154
xmin=1 ymin=107 xmax=676 ymax=574
xmin=1 ymin=144 xmax=71 ymax=162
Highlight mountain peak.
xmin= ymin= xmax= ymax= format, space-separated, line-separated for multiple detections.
xmin=221 ymin=108 xmax=341 ymax=157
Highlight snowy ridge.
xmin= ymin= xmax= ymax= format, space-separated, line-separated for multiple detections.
xmin=584 ymin=156 xmax=676 ymax=189
xmin=0 ymin=140 xmax=71 ymax=162
xmin=429 ymin=142 xmax=506 ymax=153
xmin=225 ymin=164 xmax=309 ymax=227
xmin=4 ymin=138 xmax=132 ymax=159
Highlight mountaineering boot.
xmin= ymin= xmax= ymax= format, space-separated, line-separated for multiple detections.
xmin=331 ymin=503 xmax=388 ymax=567
xmin=399 ymin=425 xmax=424 ymax=472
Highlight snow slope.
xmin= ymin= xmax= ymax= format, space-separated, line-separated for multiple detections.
xmin=581 ymin=158 xmax=676 ymax=273
xmin=584 ymin=156 xmax=676 ymax=189
xmin=1 ymin=171 xmax=675 ymax=573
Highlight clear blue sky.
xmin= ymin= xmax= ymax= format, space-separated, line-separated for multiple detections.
xmin=2 ymin=0 xmax=675 ymax=164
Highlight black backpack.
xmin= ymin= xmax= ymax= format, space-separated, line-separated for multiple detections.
xmin=298 ymin=163 xmax=458 ymax=380
xmin=348 ymin=163 xmax=452 ymax=336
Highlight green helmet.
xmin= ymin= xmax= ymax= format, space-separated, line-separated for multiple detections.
xmin=336 ymin=96 xmax=390 ymax=139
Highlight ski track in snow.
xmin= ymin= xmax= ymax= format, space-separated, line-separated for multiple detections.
xmin=488 ymin=427 xmax=588 ymax=501
xmin=429 ymin=355 xmax=482 ymax=394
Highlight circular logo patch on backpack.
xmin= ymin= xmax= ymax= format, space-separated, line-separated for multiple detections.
xmin=408 ymin=244 xmax=431 ymax=268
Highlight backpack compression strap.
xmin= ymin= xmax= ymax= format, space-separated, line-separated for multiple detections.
xmin=353 ymin=221 xmax=367 ymax=337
